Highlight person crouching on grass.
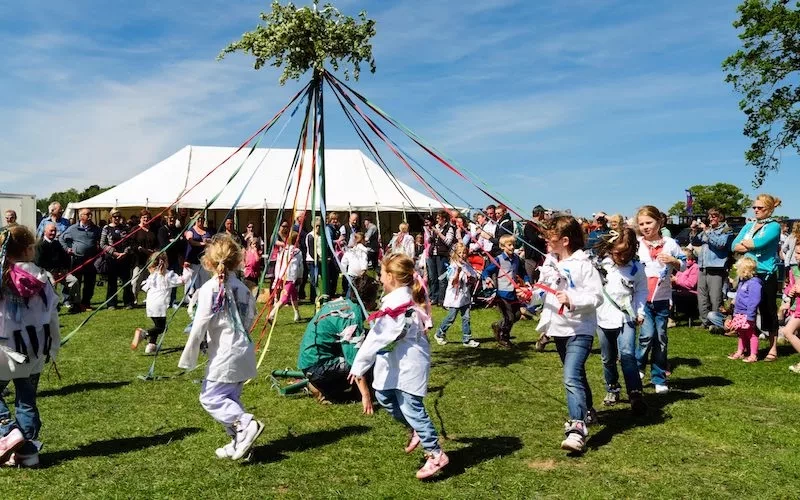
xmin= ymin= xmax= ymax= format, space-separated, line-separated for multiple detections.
xmin=535 ymin=216 xmax=603 ymax=454
xmin=178 ymin=234 xmax=263 ymax=461
xmin=482 ymin=234 xmax=528 ymax=348
xmin=131 ymin=252 xmax=194 ymax=354
xmin=348 ymin=253 xmax=448 ymax=480
xmin=0 ymin=225 xmax=60 ymax=467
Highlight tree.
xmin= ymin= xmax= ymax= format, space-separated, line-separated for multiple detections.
xmin=723 ymin=0 xmax=800 ymax=186
xmin=218 ymin=0 xmax=376 ymax=85
xmin=667 ymin=183 xmax=752 ymax=217
xmin=37 ymin=185 xmax=115 ymax=213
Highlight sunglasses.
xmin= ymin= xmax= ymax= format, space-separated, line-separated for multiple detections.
xmin=752 ymin=206 xmax=766 ymax=210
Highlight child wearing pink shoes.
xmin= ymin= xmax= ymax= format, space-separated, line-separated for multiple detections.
xmin=349 ymin=253 xmax=448 ymax=480
xmin=0 ymin=226 xmax=60 ymax=467
xmin=726 ymin=257 xmax=762 ymax=363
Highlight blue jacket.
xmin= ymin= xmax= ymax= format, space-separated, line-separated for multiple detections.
xmin=734 ymin=276 xmax=762 ymax=320
xmin=690 ymin=223 xmax=733 ymax=269
xmin=482 ymin=252 xmax=528 ymax=300
xmin=731 ymin=220 xmax=782 ymax=275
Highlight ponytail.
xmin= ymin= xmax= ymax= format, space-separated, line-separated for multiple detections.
xmin=411 ymin=275 xmax=427 ymax=306
xmin=381 ymin=252 xmax=428 ymax=306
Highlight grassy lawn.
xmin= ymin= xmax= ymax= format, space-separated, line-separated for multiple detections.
xmin=2 ymin=284 xmax=800 ymax=499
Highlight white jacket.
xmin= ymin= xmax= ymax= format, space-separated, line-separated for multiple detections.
xmin=274 ymin=244 xmax=302 ymax=285
xmin=178 ymin=274 xmax=256 ymax=383
xmin=442 ymin=261 xmax=477 ymax=308
xmin=388 ymin=233 xmax=415 ymax=259
xmin=349 ymin=287 xmax=431 ymax=397
xmin=596 ymin=257 xmax=648 ymax=329
xmin=0 ymin=262 xmax=60 ymax=379
xmin=536 ymin=250 xmax=603 ymax=338
xmin=143 ymin=267 xmax=193 ymax=318
xmin=636 ymin=237 xmax=686 ymax=303
xmin=341 ymin=244 xmax=369 ymax=277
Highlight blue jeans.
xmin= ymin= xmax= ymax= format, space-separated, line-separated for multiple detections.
xmin=426 ymin=255 xmax=448 ymax=304
xmin=307 ymin=261 xmax=318 ymax=302
xmin=436 ymin=305 xmax=472 ymax=342
xmin=599 ymin=323 xmax=643 ymax=394
xmin=554 ymin=335 xmax=594 ymax=422
xmin=637 ymin=300 xmax=670 ymax=386
xmin=375 ymin=389 xmax=440 ymax=453
xmin=0 ymin=374 xmax=41 ymax=440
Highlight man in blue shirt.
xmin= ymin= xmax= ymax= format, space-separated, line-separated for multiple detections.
xmin=36 ymin=201 xmax=71 ymax=238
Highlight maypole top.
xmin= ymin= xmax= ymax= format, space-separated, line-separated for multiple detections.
xmin=218 ymin=0 xmax=377 ymax=85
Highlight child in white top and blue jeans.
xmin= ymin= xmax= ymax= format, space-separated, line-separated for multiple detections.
xmin=434 ymin=243 xmax=479 ymax=347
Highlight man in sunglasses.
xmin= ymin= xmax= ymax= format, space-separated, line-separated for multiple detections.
xmin=690 ymin=208 xmax=734 ymax=332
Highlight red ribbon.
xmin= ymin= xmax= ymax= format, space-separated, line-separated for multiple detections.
xmin=367 ymin=300 xmax=414 ymax=323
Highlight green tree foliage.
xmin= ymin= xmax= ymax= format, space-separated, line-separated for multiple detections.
xmin=667 ymin=183 xmax=752 ymax=217
xmin=218 ymin=0 xmax=376 ymax=85
xmin=37 ymin=185 xmax=115 ymax=213
xmin=723 ymin=0 xmax=800 ymax=186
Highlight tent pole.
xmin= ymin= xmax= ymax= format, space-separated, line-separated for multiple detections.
xmin=263 ymin=198 xmax=267 ymax=247
xmin=402 ymin=202 xmax=407 ymax=223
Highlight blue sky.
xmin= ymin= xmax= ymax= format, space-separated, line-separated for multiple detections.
xmin=2 ymin=0 xmax=798 ymax=219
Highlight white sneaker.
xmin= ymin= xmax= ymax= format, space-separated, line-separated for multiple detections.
xmin=435 ymin=334 xmax=447 ymax=345
xmin=215 ymin=440 xmax=235 ymax=459
xmin=462 ymin=339 xmax=480 ymax=348
xmin=639 ymin=371 xmax=645 ymax=380
xmin=293 ymin=312 xmax=301 ymax=322
xmin=231 ymin=419 xmax=264 ymax=460
xmin=145 ymin=343 xmax=158 ymax=354
xmin=655 ymin=384 xmax=669 ymax=394
xmin=560 ymin=421 xmax=587 ymax=453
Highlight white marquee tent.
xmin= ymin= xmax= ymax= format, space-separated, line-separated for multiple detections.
xmin=71 ymin=145 xmax=446 ymax=213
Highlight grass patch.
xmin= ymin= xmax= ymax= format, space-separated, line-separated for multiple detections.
xmin=2 ymin=284 xmax=800 ymax=498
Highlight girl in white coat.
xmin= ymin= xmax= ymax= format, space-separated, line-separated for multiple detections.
xmin=348 ymin=253 xmax=448 ymax=480
xmin=635 ymin=205 xmax=685 ymax=395
xmin=434 ymin=243 xmax=479 ymax=347
xmin=132 ymin=252 xmax=193 ymax=354
xmin=0 ymin=226 xmax=60 ymax=467
xmin=535 ymin=216 xmax=603 ymax=454
xmin=268 ymin=232 xmax=302 ymax=323
xmin=178 ymin=234 xmax=263 ymax=461
xmin=593 ymin=227 xmax=648 ymax=414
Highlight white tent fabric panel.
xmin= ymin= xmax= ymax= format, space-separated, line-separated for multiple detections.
xmin=73 ymin=145 xmax=447 ymax=212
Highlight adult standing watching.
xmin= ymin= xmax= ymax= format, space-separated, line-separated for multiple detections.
xmin=184 ymin=211 xmax=213 ymax=295
xmin=522 ymin=205 xmax=548 ymax=282
xmin=36 ymin=201 xmax=70 ymax=237
xmin=587 ymin=212 xmax=610 ymax=249
xmin=3 ymin=210 xmax=17 ymax=228
xmin=427 ymin=210 xmax=455 ymax=306
xmin=158 ymin=209 xmax=184 ymax=306
xmin=59 ymin=208 xmax=101 ymax=312
xmin=35 ymin=222 xmax=76 ymax=293
xmin=222 ymin=217 xmax=243 ymax=246
xmin=690 ymin=208 xmax=733 ymax=332
xmin=131 ymin=210 xmax=159 ymax=304
xmin=494 ymin=205 xmax=514 ymax=240
xmin=731 ymin=194 xmax=783 ymax=361
xmin=100 ymin=208 xmax=134 ymax=309
xmin=362 ymin=214 xmax=380 ymax=269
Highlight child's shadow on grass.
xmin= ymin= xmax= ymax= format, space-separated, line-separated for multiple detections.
xmin=246 ymin=425 xmax=370 ymax=464
xmin=434 ymin=340 xmax=536 ymax=368
xmin=38 ymin=381 xmax=131 ymax=398
xmin=587 ymin=375 xmax=732 ymax=451
xmin=40 ymin=427 xmax=201 ymax=467
xmin=429 ymin=435 xmax=523 ymax=481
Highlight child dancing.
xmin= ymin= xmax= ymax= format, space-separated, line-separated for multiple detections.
xmin=268 ymin=232 xmax=302 ymax=324
xmin=482 ymin=234 xmax=528 ymax=348
xmin=349 ymin=253 xmax=447 ymax=480
xmin=0 ymin=226 xmax=60 ymax=467
xmin=535 ymin=216 xmax=603 ymax=453
xmin=726 ymin=257 xmax=762 ymax=363
xmin=132 ymin=252 xmax=193 ymax=354
xmin=178 ymin=234 xmax=263 ymax=461
xmin=593 ymin=228 xmax=648 ymax=414
xmin=434 ymin=242 xmax=479 ymax=347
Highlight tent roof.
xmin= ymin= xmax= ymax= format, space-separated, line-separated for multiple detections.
xmin=73 ymin=145 xmax=451 ymax=212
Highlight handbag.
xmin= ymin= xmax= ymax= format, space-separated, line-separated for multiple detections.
xmin=94 ymin=253 xmax=110 ymax=274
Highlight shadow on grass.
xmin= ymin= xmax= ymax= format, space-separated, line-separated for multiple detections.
xmin=39 ymin=381 xmax=131 ymax=398
xmin=587 ymin=374 xmax=732 ymax=451
xmin=433 ymin=341 xmax=537 ymax=369
xmin=40 ymin=427 xmax=201 ymax=467
xmin=246 ymin=425 xmax=370 ymax=464
xmin=430 ymin=436 xmax=523 ymax=481
xmin=670 ymin=357 xmax=702 ymax=370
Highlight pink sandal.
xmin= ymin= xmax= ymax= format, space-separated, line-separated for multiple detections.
xmin=404 ymin=430 xmax=420 ymax=454
xmin=743 ymin=354 xmax=758 ymax=363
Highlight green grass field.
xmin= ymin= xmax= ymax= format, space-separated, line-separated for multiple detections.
xmin=2 ymin=285 xmax=800 ymax=499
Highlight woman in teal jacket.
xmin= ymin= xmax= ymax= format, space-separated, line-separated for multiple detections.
xmin=731 ymin=194 xmax=783 ymax=361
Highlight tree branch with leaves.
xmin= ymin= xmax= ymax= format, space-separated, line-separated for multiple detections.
xmin=218 ymin=0 xmax=376 ymax=85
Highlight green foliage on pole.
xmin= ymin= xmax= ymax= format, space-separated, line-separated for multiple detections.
xmin=723 ymin=0 xmax=800 ymax=186
xmin=667 ymin=183 xmax=752 ymax=217
xmin=218 ymin=0 xmax=377 ymax=85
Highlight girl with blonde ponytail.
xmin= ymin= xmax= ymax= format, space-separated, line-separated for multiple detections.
xmin=178 ymin=234 xmax=264 ymax=461
xmin=349 ymin=253 xmax=449 ymax=480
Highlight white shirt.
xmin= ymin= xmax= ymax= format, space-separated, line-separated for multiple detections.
xmin=388 ymin=233 xmax=415 ymax=259
xmin=341 ymin=243 xmax=370 ymax=277
xmin=349 ymin=287 xmax=431 ymax=396
xmin=143 ymin=268 xmax=192 ymax=318
xmin=636 ymin=236 xmax=686 ymax=303
xmin=536 ymin=250 xmax=603 ymax=338
xmin=0 ymin=263 xmax=60 ymax=379
xmin=274 ymin=244 xmax=302 ymax=285
xmin=596 ymin=257 xmax=648 ymax=329
xmin=443 ymin=261 xmax=478 ymax=308
xmin=178 ymin=274 xmax=257 ymax=383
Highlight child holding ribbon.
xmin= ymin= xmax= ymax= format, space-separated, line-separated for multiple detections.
xmin=0 ymin=225 xmax=60 ymax=467
xmin=348 ymin=253 xmax=447 ymax=480
xmin=535 ymin=216 xmax=604 ymax=454
xmin=434 ymin=242 xmax=479 ymax=347
xmin=593 ymin=227 xmax=648 ymax=414
xmin=178 ymin=234 xmax=263 ymax=461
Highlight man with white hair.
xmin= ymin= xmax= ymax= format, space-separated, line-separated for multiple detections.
xmin=36 ymin=201 xmax=70 ymax=237
xmin=3 ymin=210 xmax=17 ymax=228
